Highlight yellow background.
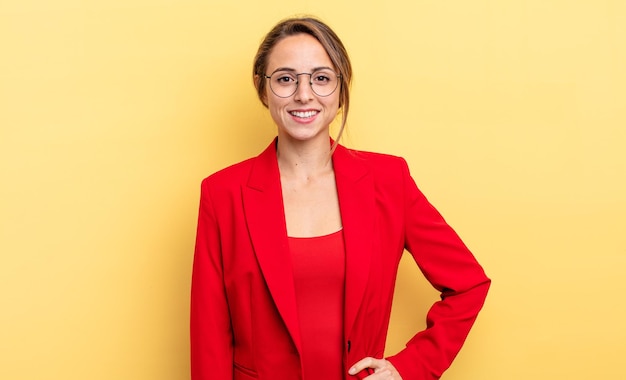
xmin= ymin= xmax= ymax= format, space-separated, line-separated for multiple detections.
xmin=1 ymin=1 xmax=624 ymax=379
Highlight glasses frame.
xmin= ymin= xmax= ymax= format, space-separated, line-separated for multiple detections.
xmin=264 ymin=70 xmax=342 ymax=98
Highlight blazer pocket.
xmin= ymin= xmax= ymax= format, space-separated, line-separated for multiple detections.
xmin=234 ymin=361 xmax=258 ymax=379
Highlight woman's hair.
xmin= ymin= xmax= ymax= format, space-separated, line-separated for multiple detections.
xmin=253 ymin=16 xmax=353 ymax=146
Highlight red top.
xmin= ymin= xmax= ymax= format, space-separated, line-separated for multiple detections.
xmin=288 ymin=229 xmax=346 ymax=380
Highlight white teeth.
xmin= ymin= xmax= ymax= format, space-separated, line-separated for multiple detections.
xmin=290 ymin=110 xmax=317 ymax=118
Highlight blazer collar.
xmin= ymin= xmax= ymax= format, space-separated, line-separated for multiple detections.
xmin=242 ymin=138 xmax=375 ymax=351
xmin=242 ymin=139 xmax=302 ymax=352
xmin=333 ymin=143 xmax=376 ymax=341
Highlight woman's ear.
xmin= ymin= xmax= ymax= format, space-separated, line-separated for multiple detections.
xmin=253 ymin=74 xmax=268 ymax=107
xmin=253 ymin=74 xmax=261 ymax=90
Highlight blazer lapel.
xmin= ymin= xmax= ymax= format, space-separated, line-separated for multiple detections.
xmin=242 ymin=140 xmax=302 ymax=353
xmin=333 ymin=145 xmax=376 ymax=341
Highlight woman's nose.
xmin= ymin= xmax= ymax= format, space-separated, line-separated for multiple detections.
xmin=294 ymin=74 xmax=314 ymax=102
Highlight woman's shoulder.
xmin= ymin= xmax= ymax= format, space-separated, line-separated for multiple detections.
xmin=338 ymin=145 xmax=410 ymax=176
xmin=201 ymin=157 xmax=256 ymax=187
xmin=346 ymin=147 xmax=406 ymax=162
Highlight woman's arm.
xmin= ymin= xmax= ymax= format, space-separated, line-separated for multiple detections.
xmin=386 ymin=159 xmax=491 ymax=379
xmin=190 ymin=179 xmax=233 ymax=380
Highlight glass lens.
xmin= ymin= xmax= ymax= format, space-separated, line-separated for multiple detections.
xmin=310 ymin=70 xmax=339 ymax=97
xmin=268 ymin=70 xmax=339 ymax=98
xmin=269 ymin=71 xmax=298 ymax=97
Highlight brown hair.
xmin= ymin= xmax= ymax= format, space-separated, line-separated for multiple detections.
xmin=253 ymin=16 xmax=353 ymax=146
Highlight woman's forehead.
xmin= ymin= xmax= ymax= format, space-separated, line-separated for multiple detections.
xmin=267 ymin=34 xmax=334 ymax=71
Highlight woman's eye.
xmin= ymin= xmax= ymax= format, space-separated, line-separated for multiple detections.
xmin=276 ymin=76 xmax=294 ymax=84
xmin=314 ymin=75 xmax=330 ymax=83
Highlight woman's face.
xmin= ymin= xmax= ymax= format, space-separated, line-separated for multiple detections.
xmin=263 ymin=33 xmax=340 ymax=145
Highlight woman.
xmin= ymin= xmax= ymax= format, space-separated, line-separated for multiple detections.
xmin=191 ymin=16 xmax=490 ymax=380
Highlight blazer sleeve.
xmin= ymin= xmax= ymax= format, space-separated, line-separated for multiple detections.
xmin=386 ymin=159 xmax=491 ymax=380
xmin=190 ymin=179 xmax=233 ymax=380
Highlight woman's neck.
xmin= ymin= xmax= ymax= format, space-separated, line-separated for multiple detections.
xmin=276 ymin=136 xmax=333 ymax=180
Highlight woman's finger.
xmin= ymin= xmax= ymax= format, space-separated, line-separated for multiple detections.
xmin=348 ymin=357 xmax=384 ymax=375
xmin=348 ymin=357 xmax=403 ymax=379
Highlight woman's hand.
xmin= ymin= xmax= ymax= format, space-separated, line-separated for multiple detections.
xmin=348 ymin=357 xmax=403 ymax=379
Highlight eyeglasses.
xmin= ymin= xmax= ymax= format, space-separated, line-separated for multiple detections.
xmin=264 ymin=69 xmax=341 ymax=98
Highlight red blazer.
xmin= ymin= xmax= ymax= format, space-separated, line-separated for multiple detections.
xmin=191 ymin=139 xmax=490 ymax=380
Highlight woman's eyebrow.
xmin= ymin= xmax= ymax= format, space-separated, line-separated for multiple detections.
xmin=271 ymin=67 xmax=297 ymax=74
xmin=271 ymin=66 xmax=334 ymax=74
xmin=312 ymin=66 xmax=334 ymax=72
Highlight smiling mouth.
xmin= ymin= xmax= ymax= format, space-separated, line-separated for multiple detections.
xmin=289 ymin=110 xmax=318 ymax=118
